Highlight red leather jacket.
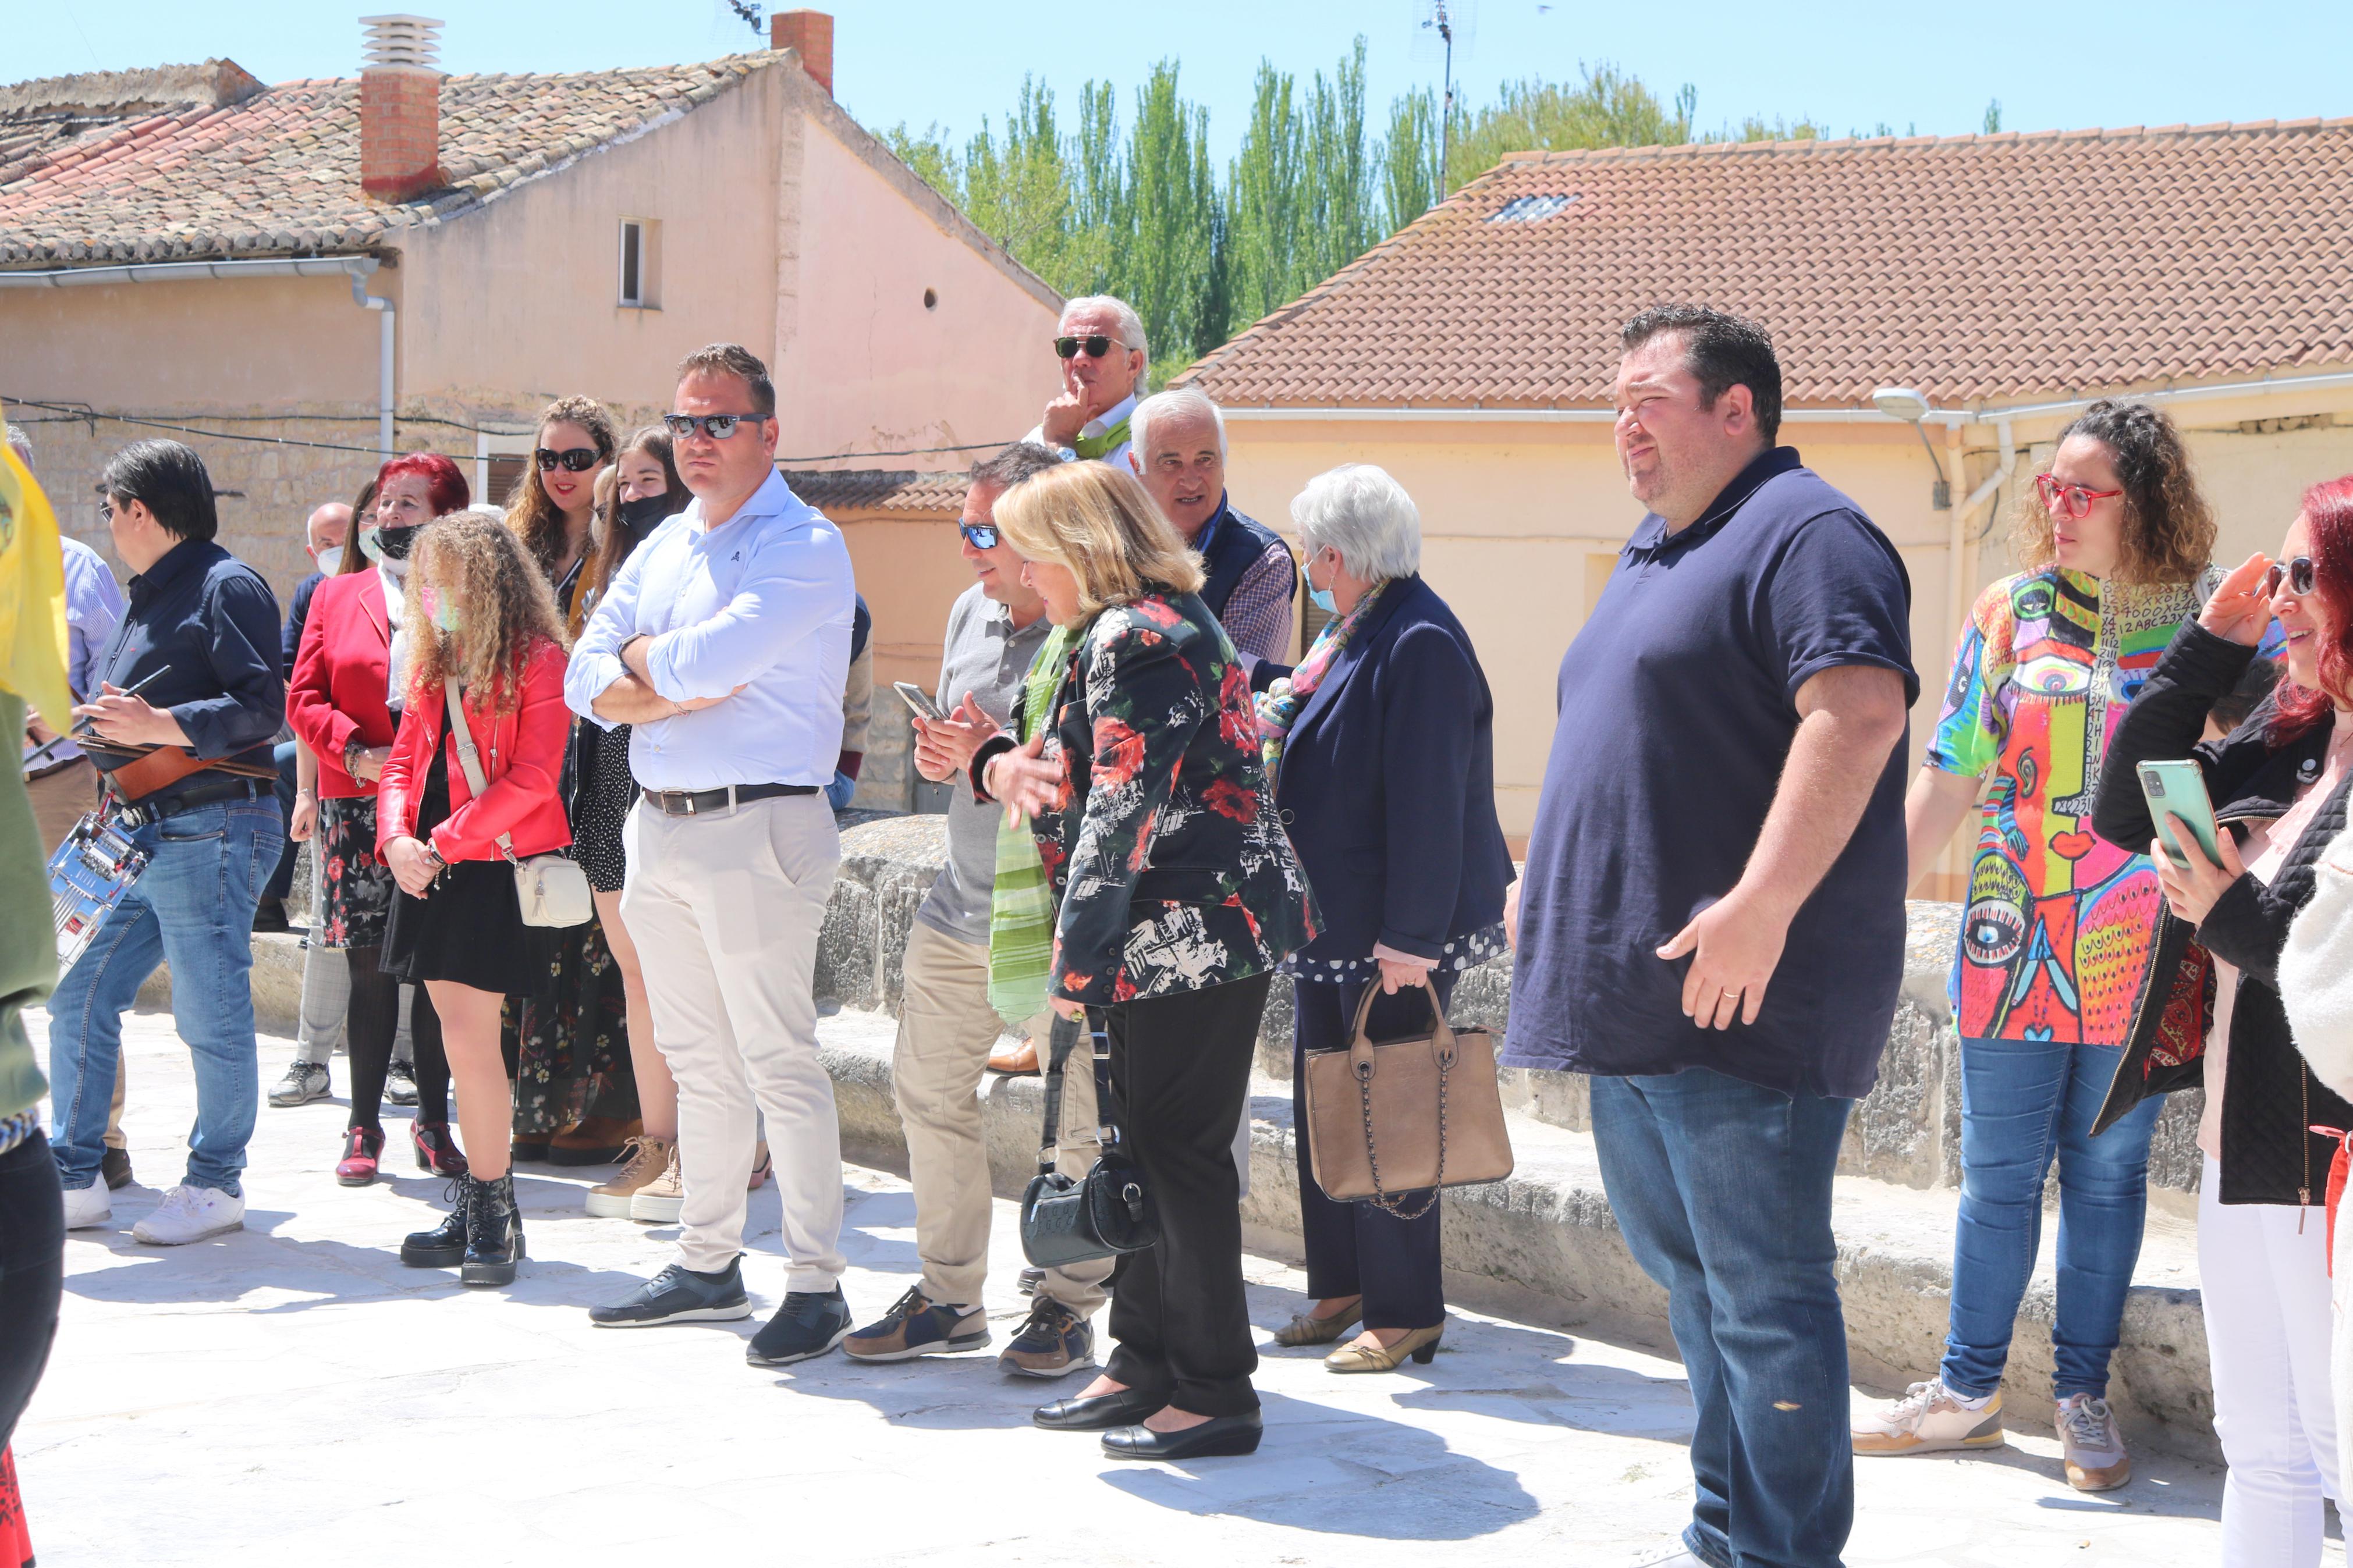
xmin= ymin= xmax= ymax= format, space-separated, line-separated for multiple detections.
xmin=377 ymin=638 xmax=573 ymax=864
xmin=286 ymin=569 xmax=397 ymax=799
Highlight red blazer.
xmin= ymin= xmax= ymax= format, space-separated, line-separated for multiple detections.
xmin=377 ymin=638 xmax=574 ymax=864
xmin=287 ymin=569 xmax=399 ymax=799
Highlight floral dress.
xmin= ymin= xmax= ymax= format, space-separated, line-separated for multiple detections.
xmin=315 ymin=795 xmax=397 ymax=948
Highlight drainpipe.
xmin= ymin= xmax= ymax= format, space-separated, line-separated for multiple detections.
xmin=349 ymin=268 xmax=395 ymax=458
xmin=1947 ymin=418 xmax=2017 ymax=649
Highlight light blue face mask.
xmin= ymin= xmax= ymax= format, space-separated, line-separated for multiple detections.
xmin=428 ymin=595 xmax=460 ymax=634
xmin=1306 ymin=550 xmax=1337 ymax=615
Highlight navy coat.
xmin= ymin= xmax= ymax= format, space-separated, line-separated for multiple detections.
xmin=1257 ymin=574 xmax=1513 ymax=971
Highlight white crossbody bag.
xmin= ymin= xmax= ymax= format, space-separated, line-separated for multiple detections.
xmin=442 ymin=675 xmax=593 ymax=928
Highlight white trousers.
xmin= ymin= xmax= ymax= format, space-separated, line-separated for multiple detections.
xmin=622 ymin=792 xmax=846 ymax=1288
xmin=2201 ymin=1155 xmax=2341 ymax=1567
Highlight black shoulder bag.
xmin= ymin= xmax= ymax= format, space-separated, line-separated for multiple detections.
xmin=1018 ymin=1013 xmax=1160 ymax=1267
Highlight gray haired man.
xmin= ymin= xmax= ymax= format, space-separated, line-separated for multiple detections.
xmin=1030 ymin=295 xmax=1145 ymax=470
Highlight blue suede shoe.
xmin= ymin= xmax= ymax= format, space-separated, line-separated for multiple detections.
xmin=747 ymin=1285 xmax=855 ymax=1367
xmin=843 ymin=1285 xmax=989 ymax=1362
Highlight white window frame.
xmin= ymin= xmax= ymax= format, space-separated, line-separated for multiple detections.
xmin=618 ymin=218 xmax=659 ymax=310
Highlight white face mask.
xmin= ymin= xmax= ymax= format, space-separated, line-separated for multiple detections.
xmin=313 ymin=546 xmax=343 ymax=577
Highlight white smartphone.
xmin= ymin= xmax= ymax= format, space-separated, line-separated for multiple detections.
xmin=2138 ymin=760 xmax=2224 ymax=872
xmin=893 ymin=681 xmax=945 ymax=722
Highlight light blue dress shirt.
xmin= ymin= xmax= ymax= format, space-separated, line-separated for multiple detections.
xmin=565 ymin=470 xmax=854 ymax=791
xmin=23 ymin=536 xmax=126 ymax=773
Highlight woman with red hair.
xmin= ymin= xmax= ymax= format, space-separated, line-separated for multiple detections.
xmin=288 ymin=451 xmax=473 ymax=1186
xmin=2095 ymin=474 xmax=2353 ymax=1565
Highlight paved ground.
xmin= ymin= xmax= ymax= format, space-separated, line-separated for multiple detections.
xmin=13 ymin=1005 xmax=2330 ymax=1566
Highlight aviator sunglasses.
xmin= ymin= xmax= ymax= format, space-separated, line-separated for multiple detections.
xmin=2266 ymin=556 xmax=2318 ymax=598
xmin=2033 ymin=472 xmax=2125 ymax=520
xmin=535 ymin=446 xmax=605 ymax=473
xmin=661 ymin=412 xmax=770 ymax=440
xmin=1053 ymin=333 xmax=1127 ymax=360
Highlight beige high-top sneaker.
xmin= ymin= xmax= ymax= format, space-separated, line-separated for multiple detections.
xmin=587 ymin=1135 xmax=674 ymax=1219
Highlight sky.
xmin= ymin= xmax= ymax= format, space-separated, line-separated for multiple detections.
xmin=13 ymin=1 xmax=2352 ymax=167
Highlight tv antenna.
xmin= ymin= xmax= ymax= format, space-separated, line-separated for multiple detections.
xmin=1412 ymin=0 xmax=1475 ymax=196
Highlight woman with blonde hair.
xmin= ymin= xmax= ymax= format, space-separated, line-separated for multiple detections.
xmin=973 ymin=460 xmax=1315 ymax=1462
xmin=378 ymin=513 xmax=573 ymax=1286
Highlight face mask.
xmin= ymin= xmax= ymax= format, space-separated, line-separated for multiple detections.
xmin=1306 ymin=551 xmax=1337 ymax=616
xmin=373 ymin=522 xmax=422 ymax=561
xmin=618 ymin=492 xmax=672 ymax=544
xmin=427 ymin=591 xmax=460 ymax=635
xmin=313 ymin=546 xmax=344 ymax=576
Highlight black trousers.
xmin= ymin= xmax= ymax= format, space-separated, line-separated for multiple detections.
xmin=346 ymin=946 xmax=449 ymax=1133
xmin=1101 ymin=970 xmax=1272 ymax=1418
xmin=1291 ymin=972 xmax=1454 ymax=1330
xmin=0 ymin=1132 xmax=65 ymax=1450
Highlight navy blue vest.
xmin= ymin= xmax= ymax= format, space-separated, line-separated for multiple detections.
xmin=1195 ymin=497 xmax=1294 ymax=621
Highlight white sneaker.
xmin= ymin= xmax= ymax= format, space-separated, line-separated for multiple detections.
xmin=132 ymin=1183 xmax=246 ymax=1246
xmin=267 ymin=1059 xmax=331 ymax=1107
xmin=2056 ymin=1393 xmax=2131 ymax=1491
xmin=1852 ymin=1378 xmax=2004 ymax=1455
xmin=61 ymin=1177 xmax=112 ymax=1230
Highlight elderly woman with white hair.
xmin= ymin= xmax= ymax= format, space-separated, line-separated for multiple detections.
xmin=1254 ymin=463 xmax=1514 ymax=1372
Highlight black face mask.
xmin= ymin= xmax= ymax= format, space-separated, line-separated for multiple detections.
xmin=373 ymin=522 xmax=423 ymax=561
xmin=618 ymin=493 xmax=674 ymax=545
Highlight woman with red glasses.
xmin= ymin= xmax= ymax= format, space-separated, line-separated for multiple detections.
xmin=2094 ymin=475 xmax=2353 ymax=1565
xmin=1855 ymin=401 xmax=2216 ymax=1492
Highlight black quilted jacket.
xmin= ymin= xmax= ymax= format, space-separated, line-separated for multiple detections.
xmin=2092 ymin=620 xmax=2353 ymax=1208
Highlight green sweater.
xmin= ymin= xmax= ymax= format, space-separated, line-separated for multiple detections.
xmin=0 ymin=694 xmax=55 ymax=1119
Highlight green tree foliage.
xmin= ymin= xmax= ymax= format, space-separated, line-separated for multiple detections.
xmin=1445 ymin=63 xmax=1696 ymax=196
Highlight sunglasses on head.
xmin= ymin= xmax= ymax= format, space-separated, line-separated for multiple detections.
xmin=1053 ymin=334 xmax=1126 ymax=360
xmin=535 ymin=446 xmax=604 ymax=474
xmin=2033 ymin=473 xmax=2124 ymax=520
xmin=662 ymin=412 xmax=769 ymax=441
xmin=2266 ymin=556 xmax=2317 ymax=598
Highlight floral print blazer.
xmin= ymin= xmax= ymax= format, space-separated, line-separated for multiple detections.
xmin=978 ymin=588 xmax=1318 ymax=1007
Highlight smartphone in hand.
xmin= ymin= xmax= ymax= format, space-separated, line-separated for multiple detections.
xmin=893 ymin=681 xmax=945 ymax=722
xmin=2138 ymin=760 xmax=2224 ymax=871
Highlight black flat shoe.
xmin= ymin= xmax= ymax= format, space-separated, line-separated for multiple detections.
xmin=1102 ymin=1411 xmax=1263 ymax=1461
xmin=1032 ymin=1388 xmax=1165 ymax=1431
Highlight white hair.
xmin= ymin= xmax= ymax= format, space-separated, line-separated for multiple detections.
xmin=1291 ymin=464 xmax=1421 ymax=584
xmin=1130 ymin=387 xmax=1225 ymax=461
xmin=3 ymin=424 xmax=30 ymax=468
xmin=1059 ymin=294 xmax=1148 ymax=375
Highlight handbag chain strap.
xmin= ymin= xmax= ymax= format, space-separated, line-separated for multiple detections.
xmin=1353 ymin=983 xmax=1449 ymax=1220
xmin=441 ymin=675 xmax=519 ymax=865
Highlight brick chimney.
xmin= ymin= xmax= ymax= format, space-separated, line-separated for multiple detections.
xmin=770 ymin=9 xmax=834 ymax=98
xmin=359 ymin=15 xmax=443 ymax=202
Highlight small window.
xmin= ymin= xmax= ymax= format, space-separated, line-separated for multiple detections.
xmin=1487 ymin=193 xmax=1578 ymax=224
xmin=618 ymin=218 xmax=661 ymax=308
xmin=485 ymin=456 xmax=527 ymax=506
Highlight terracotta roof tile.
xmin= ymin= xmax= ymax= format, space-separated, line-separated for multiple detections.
xmin=0 ymin=53 xmax=783 ymax=267
xmin=1180 ymin=121 xmax=2353 ymax=408
xmin=780 ymin=468 xmax=967 ymax=515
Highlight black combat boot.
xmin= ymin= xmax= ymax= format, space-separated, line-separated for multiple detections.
xmin=400 ymin=1175 xmax=472 ymax=1268
xmin=461 ymin=1170 xmax=525 ymax=1287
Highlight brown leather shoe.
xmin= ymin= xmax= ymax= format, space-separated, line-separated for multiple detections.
xmin=988 ymin=1037 xmax=1040 ymax=1076
xmin=547 ymin=1115 xmax=643 ymax=1167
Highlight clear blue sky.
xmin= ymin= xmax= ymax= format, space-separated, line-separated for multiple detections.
xmin=13 ymin=1 xmax=2351 ymax=166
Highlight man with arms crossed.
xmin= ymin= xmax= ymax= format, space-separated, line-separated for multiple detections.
xmin=570 ymin=344 xmax=861 ymax=1366
xmin=1505 ymin=307 xmax=1914 ymax=1568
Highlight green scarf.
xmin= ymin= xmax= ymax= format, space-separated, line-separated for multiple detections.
xmin=987 ymin=623 xmax=1080 ymax=1024
xmin=1071 ymin=417 xmax=1130 ymax=460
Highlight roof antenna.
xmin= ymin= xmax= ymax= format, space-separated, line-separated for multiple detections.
xmin=726 ymin=1 xmax=764 ymax=37
xmin=1413 ymin=0 xmax=1475 ymax=200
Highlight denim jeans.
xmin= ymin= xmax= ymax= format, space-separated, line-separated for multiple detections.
xmin=823 ymin=767 xmax=857 ymax=813
xmin=1939 ymin=1034 xmax=2163 ymax=1400
xmin=1590 ymin=1068 xmax=1855 ymax=1568
xmin=264 ymin=738 xmax=299 ymax=903
xmin=47 ymin=797 xmax=283 ymax=1196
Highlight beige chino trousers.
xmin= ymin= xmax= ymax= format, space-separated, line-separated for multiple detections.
xmin=621 ymin=791 xmax=847 ymax=1288
xmin=893 ymin=919 xmax=1112 ymax=1315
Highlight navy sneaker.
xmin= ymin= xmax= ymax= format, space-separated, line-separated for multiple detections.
xmin=999 ymin=1294 xmax=1095 ymax=1378
xmin=590 ymin=1258 xmax=752 ymax=1327
xmin=843 ymin=1285 xmax=990 ymax=1363
xmin=747 ymin=1285 xmax=854 ymax=1367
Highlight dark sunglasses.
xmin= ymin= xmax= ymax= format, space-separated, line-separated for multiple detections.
xmin=535 ymin=446 xmax=604 ymax=474
xmin=2033 ymin=472 xmax=2124 ymax=520
xmin=2266 ymin=556 xmax=2317 ymax=598
xmin=959 ymin=521 xmax=1000 ymax=550
xmin=662 ymin=412 xmax=769 ymax=441
xmin=1053 ymin=334 xmax=1126 ymax=360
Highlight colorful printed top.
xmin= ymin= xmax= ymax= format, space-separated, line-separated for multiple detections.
xmin=1929 ymin=567 xmax=2210 ymax=1043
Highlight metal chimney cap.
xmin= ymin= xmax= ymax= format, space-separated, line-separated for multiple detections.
xmin=359 ymin=15 xmax=445 ymax=70
xmin=1871 ymin=386 xmax=1933 ymax=423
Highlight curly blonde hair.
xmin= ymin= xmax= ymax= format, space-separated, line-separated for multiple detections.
xmin=2010 ymin=400 xmax=2216 ymax=587
xmin=506 ymin=395 xmax=619 ymax=580
xmin=404 ymin=512 xmax=569 ymax=710
xmin=992 ymin=461 xmax=1205 ymax=614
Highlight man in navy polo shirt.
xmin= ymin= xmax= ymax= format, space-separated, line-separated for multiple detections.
xmin=1505 ymin=307 xmax=1914 ymax=1568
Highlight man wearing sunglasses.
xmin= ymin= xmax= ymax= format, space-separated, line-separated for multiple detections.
xmin=567 ymin=343 xmax=867 ymax=1367
xmin=1028 ymin=295 xmax=1147 ymax=472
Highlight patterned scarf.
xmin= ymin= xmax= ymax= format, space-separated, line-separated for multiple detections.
xmin=1072 ymin=417 xmax=1130 ymax=460
xmin=987 ymin=622 xmax=1081 ymax=1025
xmin=1255 ymin=580 xmax=1387 ymax=788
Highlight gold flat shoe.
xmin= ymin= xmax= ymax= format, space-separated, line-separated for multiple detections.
xmin=1273 ymin=1300 xmax=1363 ymax=1347
xmin=1324 ymin=1322 xmax=1445 ymax=1373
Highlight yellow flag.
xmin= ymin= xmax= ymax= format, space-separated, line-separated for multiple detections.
xmin=0 ymin=439 xmax=74 ymax=734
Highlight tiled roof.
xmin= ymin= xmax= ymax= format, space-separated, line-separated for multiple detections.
xmin=1178 ymin=121 xmax=2353 ymax=410
xmin=781 ymin=468 xmax=968 ymax=515
xmin=0 ymin=54 xmax=782 ymax=268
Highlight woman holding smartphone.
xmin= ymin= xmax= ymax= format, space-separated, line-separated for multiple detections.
xmin=379 ymin=513 xmax=574 ymax=1287
xmin=1855 ymin=402 xmax=2214 ymax=1491
xmin=2092 ymin=474 xmax=2353 ymax=1566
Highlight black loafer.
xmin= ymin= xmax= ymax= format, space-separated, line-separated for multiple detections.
xmin=1102 ymin=1410 xmax=1263 ymax=1461
xmin=1032 ymin=1388 xmax=1165 ymax=1431
xmin=746 ymin=1287 xmax=853 ymax=1367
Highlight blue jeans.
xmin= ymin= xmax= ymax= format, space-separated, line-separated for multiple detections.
xmin=823 ymin=768 xmax=857 ymax=812
xmin=1940 ymin=1034 xmax=2163 ymax=1400
xmin=47 ymin=797 xmax=283 ymax=1196
xmin=1591 ymin=1068 xmax=1855 ymax=1568
xmin=264 ymin=739 xmax=299 ymax=902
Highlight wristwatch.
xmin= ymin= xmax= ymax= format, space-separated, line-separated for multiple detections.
xmin=344 ymin=735 xmax=369 ymax=776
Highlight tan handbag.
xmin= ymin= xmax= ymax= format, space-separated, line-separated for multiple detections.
xmin=1302 ymin=983 xmax=1514 ymax=1214
xmin=442 ymin=676 xmax=593 ymax=929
